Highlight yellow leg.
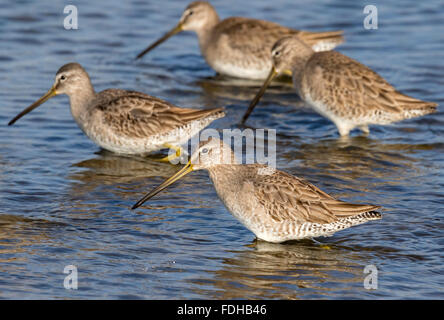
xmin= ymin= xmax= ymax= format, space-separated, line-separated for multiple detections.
xmin=156 ymin=143 xmax=182 ymax=163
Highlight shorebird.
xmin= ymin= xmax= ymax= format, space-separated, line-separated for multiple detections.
xmin=241 ymin=35 xmax=438 ymax=136
xmin=132 ymin=137 xmax=382 ymax=243
xmin=8 ymin=63 xmax=224 ymax=157
xmin=136 ymin=1 xmax=344 ymax=80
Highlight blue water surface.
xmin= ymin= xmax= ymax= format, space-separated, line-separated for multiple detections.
xmin=0 ymin=0 xmax=443 ymax=299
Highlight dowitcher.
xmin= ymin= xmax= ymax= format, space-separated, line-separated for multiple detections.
xmin=132 ymin=137 xmax=382 ymax=243
xmin=241 ymin=35 xmax=438 ymax=136
xmin=136 ymin=1 xmax=344 ymax=80
xmin=8 ymin=63 xmax=224 ymax=156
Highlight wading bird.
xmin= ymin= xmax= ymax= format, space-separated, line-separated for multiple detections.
xmin=8 ymin=63 xmax=224 ymax=158
xmin=132 ymin=137 xmax=382 ymax=243
xmin=241 ymin=35 xmax=437 ymax=136
xmin=136 ymin=1 xmax=344 ymax=80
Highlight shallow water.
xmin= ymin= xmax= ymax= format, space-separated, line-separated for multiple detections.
xmin=0 ymin=0 xmax=443 ymax=299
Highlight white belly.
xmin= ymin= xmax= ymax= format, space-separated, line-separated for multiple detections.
xmin=83 ymin=119 xmax=211 ymax=155
xmin=304 ymin=93 xmax=358 ymax=136
xmin=209 ymin=60 xmax=271 ymax=80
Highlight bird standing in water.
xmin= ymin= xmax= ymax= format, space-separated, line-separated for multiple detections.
xmin=136 ymin=1 xmax=344 ymax=80
xmin=241 ymin=35 xmax=437 ymax=136
xmin=132 ymin=137 xmax=382 ymax=243
xmin=8 ymin=63 xmax=224 ymax=157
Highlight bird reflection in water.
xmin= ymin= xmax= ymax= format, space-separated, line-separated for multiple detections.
xmin=189 ymin=239 xmax=371 ymax=299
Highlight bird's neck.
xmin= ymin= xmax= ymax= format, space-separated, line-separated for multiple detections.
xmin=207 ymin=164 xmax=243 ymax=194
xmin=67 ymin=83 xmax=96 ymax=129
xmin=290 ymin=49 xmax=314 ymax=83
xmin=195 ymin=16 xmax=220 ymax=51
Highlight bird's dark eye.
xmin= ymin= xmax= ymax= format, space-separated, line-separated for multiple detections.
xmin=274 ymin=51 xmax=281 ymax=57
xmin=201 ymin=148 xmax=208 ymax=154
xmin=189 ymin=10 xmax=194 ymax=16
xmin=60 ymin=75 xmax=66 ymax=81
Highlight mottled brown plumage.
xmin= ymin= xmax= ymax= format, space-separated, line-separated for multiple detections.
xmin=300 ymin=51 xmax=437 ymax=127
xmin=8 ymin=63 xmax=225 ymax=155
xmin=92 ymin=89 xmax=224 ymax=140
xmin=136 ymin=1 xmax=344 ymax=80
xmin=201 ymin=17 xmax=343 ymax=79
xmin=242 ymin=36 xmax=437 ymax=135
xmin=132 ymin=138 xmax=381 ymax=243
xmin=246 ymin=166 xmax=379 ymax=224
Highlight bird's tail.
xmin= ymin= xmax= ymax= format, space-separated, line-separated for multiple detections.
xmin=298 ymin=30 xmax=345 ymax=51
xmin=397 ymin=94 xmax=438 ymax=120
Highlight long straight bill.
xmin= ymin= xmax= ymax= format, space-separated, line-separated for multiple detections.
xmin=135 ymin=24 xmax=183 ymax=60
xmin=131 ymin=161 xmax=194 ymax=209
xmin=8 ymin=87 xmax=57 ymax=126
xmin=240 ymin=67 xmax=278 ymax=125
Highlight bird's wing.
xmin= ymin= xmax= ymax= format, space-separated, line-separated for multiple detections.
xmin=214 ymin=17 xmax=299 ymax=55
xmin=215 ymin=17 xmax=343 ymax=53
xmin=93 ymin=89 xmax=224 ymax=139
xmin=304 ymin=51 xmax=437 ymax=117
xmin=249 ymin=165 xmax=379 ymax=224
